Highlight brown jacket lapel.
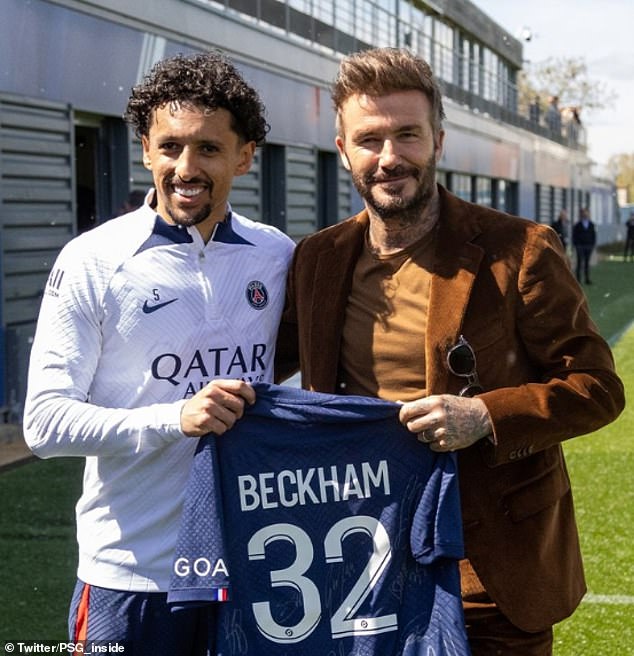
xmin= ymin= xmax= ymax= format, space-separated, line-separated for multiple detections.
xmin=426 ymin=189 xmax=485 ymax=393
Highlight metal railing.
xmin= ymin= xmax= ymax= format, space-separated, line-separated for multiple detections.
xmin=186 ymin=0 xmax=585 ymax=149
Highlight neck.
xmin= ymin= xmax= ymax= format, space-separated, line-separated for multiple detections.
xmin=367 ymin=194 xmax=440 ymax=256
xmin=197 ymin=214 xmax=225 ymax=244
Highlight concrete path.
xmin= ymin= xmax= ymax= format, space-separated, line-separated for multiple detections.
xmin=0 ymin=424 xmax=35 ymax=471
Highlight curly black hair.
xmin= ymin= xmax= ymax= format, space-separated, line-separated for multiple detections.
xmin=124 ymin=51 xmax=269 ymax=145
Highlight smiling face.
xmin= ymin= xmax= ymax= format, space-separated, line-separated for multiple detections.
xmin=142 ymin=102 xmax=255 ymax=242
xmin=335 ymin=90 xmax=444 ymax=224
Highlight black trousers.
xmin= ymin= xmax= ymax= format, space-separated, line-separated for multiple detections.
xmin=575 ymin=245 xmax=594 ymax=282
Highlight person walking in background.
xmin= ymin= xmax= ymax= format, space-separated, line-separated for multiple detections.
xmin=276 ymin=47 xmax=624 ymax=655
xmin=551 ymin=208 xmax=569 ymax=250
xmin=624 ymin=211 xmax=634 ymax=261
xmin=572 ymin=207 xmax=597 ymax=283
xmin=23 ymin=51 xmax=294 ymax=655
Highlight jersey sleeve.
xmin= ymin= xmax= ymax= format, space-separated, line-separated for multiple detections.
xmin=168 ymin=435 xmax=231 ymax=605
xmin=23 ymin=241 xmax=185 ymax=458
xmin=410 ymin=451 xmax=464 ymax=563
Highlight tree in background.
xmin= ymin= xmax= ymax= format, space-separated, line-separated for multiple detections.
xmin=518 ymin=56 xmax=616 ymax=121
xmin=608 ymin=153 xmax=634 ymax=204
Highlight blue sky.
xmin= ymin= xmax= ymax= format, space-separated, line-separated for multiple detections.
xmin=474 ymin=0 xmax=634 ymax=166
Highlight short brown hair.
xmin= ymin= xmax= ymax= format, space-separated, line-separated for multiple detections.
xmin=332 ymin=47 xmax=445 ymax=136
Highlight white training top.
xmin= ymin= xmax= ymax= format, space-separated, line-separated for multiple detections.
xmin=23 ymin=197 xmax=295 ymax=592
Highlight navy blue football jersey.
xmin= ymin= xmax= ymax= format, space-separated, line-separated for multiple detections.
xmin=169 ymin=384 xmax=469 ymax=655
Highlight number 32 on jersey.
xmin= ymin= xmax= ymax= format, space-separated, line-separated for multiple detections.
xmin=248 ymin=515 xmax=397 ymax=644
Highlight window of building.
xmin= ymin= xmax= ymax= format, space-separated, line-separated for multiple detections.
xmin=476 ymin=177 xmax=492 ymax=207
xmin=374 ymin=2 xmax=396 ymax=47
xmin=471 ymin=42 xmax=481 ymax=96
xmin=495 ymin=179 xmax=507 ymax=212
xmin=433 ymin=20 xmax=455 ymax=84
xmin=452 ymin=173 xmax=472 ymax=202
xmin=288 ymin=0 xmax=312 ymax=12
xmin=482 ymin=48 xmax=499 ymax=102
xmin=494 ymin=179 xmax=518 ymax=214
xmin=459 ymin=35 xmax=470 ymax=92
xmin=313 ymin=0 xmax=334 ymax=25
xmin=334 ymin=0 xmax=355 ymax=39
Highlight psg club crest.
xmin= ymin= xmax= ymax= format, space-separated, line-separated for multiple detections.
xmin=246 ymin=280 xmax=268 ymax=310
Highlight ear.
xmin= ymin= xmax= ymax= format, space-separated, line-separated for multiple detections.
xmin=234 ymin=141 xmax=256 ymax=177
xmin=141 ymin=135 xmax=152 ymax=170
xmin=434 ymin=129 xmax=445 ymax=164
xmin=335 ymin=135 xmax=351 ymax=171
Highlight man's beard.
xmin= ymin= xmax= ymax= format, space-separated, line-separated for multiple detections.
xmin=166 ymin=203 xmax=213 ymax=228
xmin=165 ymin=175 xmax=213 ymax=227
xmin=351 ymin=153 xmax=437 ymax=224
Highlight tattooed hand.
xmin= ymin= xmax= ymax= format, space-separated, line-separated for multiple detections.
xmin=398 ymin=395 xmax=493 ymax=452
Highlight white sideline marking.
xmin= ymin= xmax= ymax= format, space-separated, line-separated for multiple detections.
xmin=608 ymin=318 xmax=634 ymax=346
xmin=583 ymin=593 xmax=634 ymax=605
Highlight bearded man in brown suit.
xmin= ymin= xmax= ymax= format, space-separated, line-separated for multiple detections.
xmin=276 ymin=48 xmax=624 ymax=655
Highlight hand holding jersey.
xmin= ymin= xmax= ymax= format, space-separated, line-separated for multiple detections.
xmin=399 ymin=394 xmax=493 ymax=452
xmin=180 ymin=379 xmax=256 ymax=436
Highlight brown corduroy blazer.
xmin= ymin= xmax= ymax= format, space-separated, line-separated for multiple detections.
xmin=275 ymin=185 xmax=625 ymax=632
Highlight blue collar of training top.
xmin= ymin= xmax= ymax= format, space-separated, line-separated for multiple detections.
xmin=143 ymin=207 xmax=255 ymax=249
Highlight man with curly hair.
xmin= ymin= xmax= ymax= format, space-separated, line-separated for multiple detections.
xmin=24 ymin=51 xmax=294 ymax=653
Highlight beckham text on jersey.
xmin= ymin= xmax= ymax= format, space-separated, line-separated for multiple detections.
xmin=238 ymin=460 xmax=391 ymax=511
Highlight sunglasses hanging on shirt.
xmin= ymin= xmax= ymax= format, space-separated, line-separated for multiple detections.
xmin=447 ymin=335 xmax=484 ymax=397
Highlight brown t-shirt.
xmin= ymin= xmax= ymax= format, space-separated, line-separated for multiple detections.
xmin=338 ymin=229 xmax=435 ymax=402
